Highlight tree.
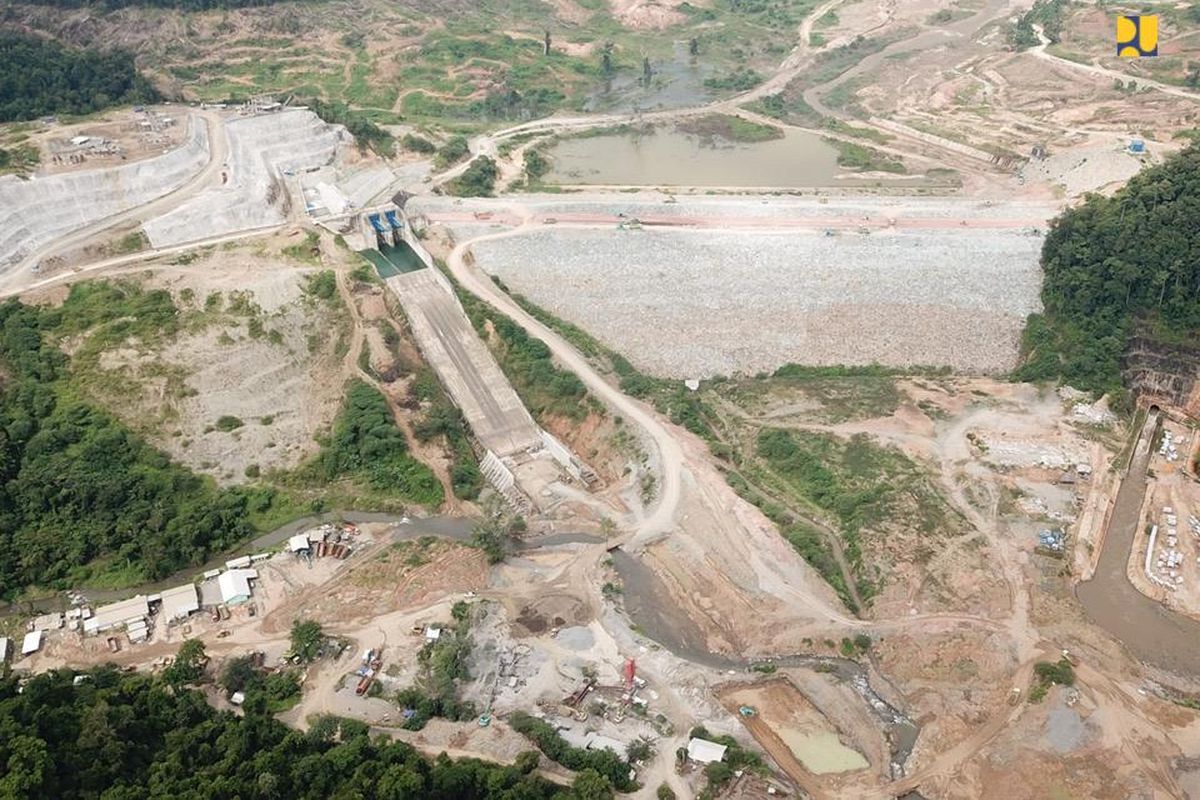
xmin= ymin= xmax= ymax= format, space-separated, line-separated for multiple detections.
xmin=290 ymin=620 xmax=325 ymax=663
xmin=544 ymin=30 xmax=552 ymax=56
xmin=601 ymin=42 xmax=614 ymax=75
xmin=220 ymin=655 xmax=257 ymax=694
xmin=572 ymin=769 xmax=614 ymax=800
xmin=0 ymin=33 xmax=158 ymax=123
xmin=0 ymin=735 xmax=50 ymax=798
xmin=1015 ymin=142 xmax=1200 ymax=394
xmin=446 ymin=156 xmax=499 ymax=197
xmin=516 ymin=751 xmax=541 ymax=774
xmin=0 ymin=667 xmax=568 ymax=798
xmin=688 ymin=38 xmax=699 ymax=56
xmin=162 ymin=639 xmax=207 ymax=686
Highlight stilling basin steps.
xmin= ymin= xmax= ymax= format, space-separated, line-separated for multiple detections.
xmin=384 ymin=261 xmax=599 ymax=509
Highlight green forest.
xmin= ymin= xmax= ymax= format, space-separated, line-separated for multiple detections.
xmin=0 ymin=666 xmax=605 ymax=800
xmin=0 ymin=283 xmax=445 ymax=598
xmin=0 ymin=294 xmax=253 ymax=597
xmin=0 ymin=33 xmax=157 ymax=123
xmin=313 ymin=379 xmax=443 ymax=507
xmin=1016 ymin=143 xmax=1200 ymax=396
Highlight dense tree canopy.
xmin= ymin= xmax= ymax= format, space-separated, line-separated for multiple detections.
xmin=0 ymin=290 xmax=253 ymax=596
xmin=1016 ymin=143 xmax=1200 ymax=395
xmin=0 ymin=33 xmax=157 ymax=123
xmin=316 ymin=379 xmax=443 ymax=506
xmin=0 ymin=666 xmax=578 ymax=800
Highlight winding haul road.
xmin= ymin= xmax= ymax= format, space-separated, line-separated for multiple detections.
xmin=3 ymin=1 xmax=1195 ymax=795
xmin=0 ymin=109 xmax=231 ymax=295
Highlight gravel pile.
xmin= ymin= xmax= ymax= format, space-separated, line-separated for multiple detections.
xmin=470 ymin=226 xmax=1043 ymax=377
xmin=555 ymin=626 xmax=595 ymax=651
xmin=1019 ymin=145 xmax=1151 ymax=196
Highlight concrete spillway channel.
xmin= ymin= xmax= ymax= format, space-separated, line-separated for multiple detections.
xmin=388 ymin=267 xmax=544 ymax=456
xmin=373 ymin=212 xmax=595 ymax=507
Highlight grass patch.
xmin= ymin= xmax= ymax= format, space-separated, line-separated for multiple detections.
xmin=754 ymin=428 xmax=966 ymax=605
xmin=675 ymin=113 xmax=784 ymax=143
xmin=282 ymin=231 xmax=322 ymax=264
xmin=823 ymin=137 xmax=906 ymax=173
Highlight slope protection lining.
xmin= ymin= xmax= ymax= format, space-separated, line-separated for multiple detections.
xmin=464 ymin=225 xmax=1044 ymax=377
xmin=144 ymin=110 xmax=344 ymax=248
xmin=0 ymin=115 xmax=210 ymax=268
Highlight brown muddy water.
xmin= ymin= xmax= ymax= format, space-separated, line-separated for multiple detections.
xmin=544 ymin=127 xmax=928 ymax=189
xmin=611 ymin=549 xmax=920 ymax=777
xmin=1077 ymin=411 xmax=1200 ymax=680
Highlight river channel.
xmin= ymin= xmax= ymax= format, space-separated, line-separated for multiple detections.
xmin=610 ymin=549 xmax=920 ymax=777
xmin=1077 ymin=411 xmax=1200 ymax=679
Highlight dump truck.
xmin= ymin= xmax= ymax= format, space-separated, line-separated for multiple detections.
xmin=355 ymin=649 xmax=384 ymax=695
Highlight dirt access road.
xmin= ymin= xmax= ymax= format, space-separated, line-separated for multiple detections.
xmin=0 ymin=108 xmax=231 ymax=295
xmin=429 ymin=0 xmax=1035 ymax=192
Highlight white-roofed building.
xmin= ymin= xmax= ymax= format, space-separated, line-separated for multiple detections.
xmin=0 ymin=636 xmax=9 ymax=662
xmin=31 ymin=612 xmax=63 ymax=631
xmin=686 ymin=737 xmax=728 ymax=765
xmin=288 ymin=533 xmax=311 ymax=553
xmin=218 ymin=569 xmax=257 ymax=605
xmin=22 ymin=630 xmax=43 ymax=656
xmin=160 ymin=584 xmax=200 ymax=621
xmin=83 ymin=595 xmax=150 ymax=636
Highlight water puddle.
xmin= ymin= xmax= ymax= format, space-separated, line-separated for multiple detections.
xmin=786 ymin=731 xmax=871 ymax=773
xmin=545 ymin=127 xmax=850 ymax=188
xmin=612 ymin=549 xmax=920 ymax=775
xmin=584 ymin=42 xmax=716 ymax=113
xmin=362 ymin=242 xmax=425 ymax=278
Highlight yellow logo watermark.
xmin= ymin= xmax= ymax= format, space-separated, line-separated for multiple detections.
xmin=1117 ymin=14 xmax=1158 ymax=58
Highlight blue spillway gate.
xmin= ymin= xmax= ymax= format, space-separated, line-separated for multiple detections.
xmin=369 ymin=214 xmax=387 ymax=234
xmin=384 ymin=210 xmax=402 ymax=230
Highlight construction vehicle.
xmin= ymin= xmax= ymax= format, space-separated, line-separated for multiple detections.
xmin=355 ymin=648 xmax=384 ymax=695
xmin=561 ymin=677 xmax=596 ymax=720
xmin=1061 ymin=649 xmax=1079 ymax=666
xmin=1008 ymin=687 xmax=1022 ymax=706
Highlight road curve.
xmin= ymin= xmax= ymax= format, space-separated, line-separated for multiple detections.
xmin=445 ymin=224 xmax=683 ymax=545
xmin=0 ymin=109 xmax=231 ymax=295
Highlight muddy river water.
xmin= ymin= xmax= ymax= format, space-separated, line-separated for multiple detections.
xmin=544 ymin=127 xmax=942 ymax=189
xmin=1077 ymin=412 xmax=1200 ymax=679
xmin=611 ymin=549 xmax=920 ymax=777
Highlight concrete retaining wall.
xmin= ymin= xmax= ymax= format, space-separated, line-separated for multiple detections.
xmin=0 ymin=115 xmax=210 ymax=268
xmin=145 ymin=110 xmax=343 ymax=247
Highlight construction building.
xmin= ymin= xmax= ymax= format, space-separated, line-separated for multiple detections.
xmin=686 ymin=737 xmax=728 ymax=765
xmin=83 ymin=595 xmax=150 ymax=636
xmin=159 ymin=584 xmax=200 ymax=621
xmin=218 ymin=569 xmax=257 ymax=605
xmin=21 ymin=630 xmax=42 ymax=657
